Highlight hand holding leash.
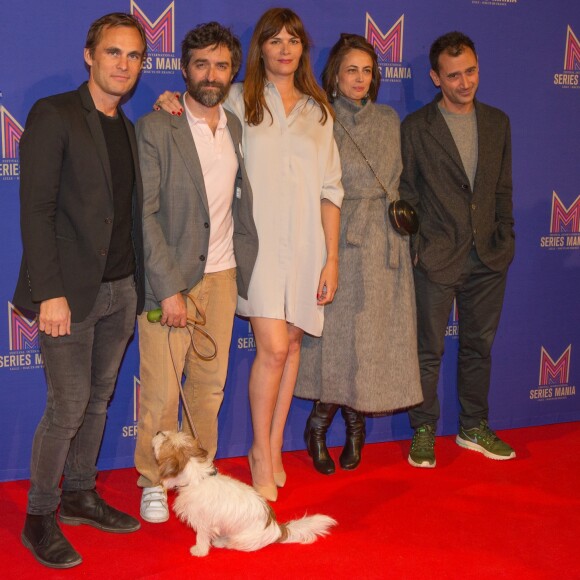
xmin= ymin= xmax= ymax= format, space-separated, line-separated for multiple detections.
xmin=146 ymin=294 xmax=218 ymax=441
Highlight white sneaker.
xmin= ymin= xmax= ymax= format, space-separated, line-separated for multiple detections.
xmin=140 ymin=486 xmax=169 ymax=523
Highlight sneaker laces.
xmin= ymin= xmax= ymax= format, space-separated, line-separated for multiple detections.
xmin=412 ymin=426 xmax=435 ymax=451
xmin=476 ymin=420 xmax=500 ymax=443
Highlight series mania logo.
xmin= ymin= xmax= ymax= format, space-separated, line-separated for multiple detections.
xmin=445 ymin=298 xmax=459 ymax=339
xmin=122 ymin=376 xmax=140 ymax=438
xmin=471 ymin=0 xmax=517 ymax=7
xmin=237 ymin=320 xmax=255 ymax=351
xmin=365 ymin=14 xmax=411 ymax=82
xmin=539 ymin=191 xmax=580 ymax=250
xmin=0 ymin=302 xmax=43 ymax=371
xmin=530 ymin=345 xmax=575 ymax=400
xmin=131 ymin=1 xmax=180 ymax=74
xmin=554 ymin=25 xmax=580 ymax=88
xmin=0 ymin=105 xmax=22 ymax=181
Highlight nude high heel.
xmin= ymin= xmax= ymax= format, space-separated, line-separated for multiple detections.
xmin=273 ymin=471 xmax=287 ymax=488
xmin=248 ymin=453 xmax=277 ymax=502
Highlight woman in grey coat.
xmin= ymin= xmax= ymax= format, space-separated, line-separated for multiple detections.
xmin=295 ymin=34 xmax=423 ymax=474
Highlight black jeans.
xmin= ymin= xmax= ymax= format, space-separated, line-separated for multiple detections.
xmin=408 ymin=249 xmax=508 ymax=431
xmin=27 ymin=276 xmax=137 ymax=515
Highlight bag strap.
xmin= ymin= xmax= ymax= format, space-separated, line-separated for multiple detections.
xmin=335 ymin=117 xmax=394 ymax=203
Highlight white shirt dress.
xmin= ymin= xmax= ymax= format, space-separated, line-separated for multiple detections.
xmin=227 ymin=82 xmax=343 ymax=337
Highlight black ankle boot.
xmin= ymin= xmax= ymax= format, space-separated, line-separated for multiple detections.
xmin=21 ymin=512 xmax=82 ymax=569
xmin=60 ymin=489 xmax=140 ymax=533
xmin=304 ymin=401 xmax=339 ymax=475
xmin=339 ymin=407 xmax=366 ymax=470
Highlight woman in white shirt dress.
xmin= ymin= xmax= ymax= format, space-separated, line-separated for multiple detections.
xmin=156 ymin=9 xmax=343 ymax=501
xmin=233 ymin=8 xmax=342 ymax=502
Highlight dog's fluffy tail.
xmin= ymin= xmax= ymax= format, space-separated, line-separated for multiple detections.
xmin=279 ymin=514 xmax=337 ymax=545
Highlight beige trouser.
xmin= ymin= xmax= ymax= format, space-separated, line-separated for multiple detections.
xmin=135 ymin=268 xmax=237 ymax=487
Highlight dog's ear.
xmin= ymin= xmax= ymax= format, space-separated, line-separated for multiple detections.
xmin=155 ymin=433 xmax=212 ymax=479
xmin=156 ymin=440 xmax=189 ymax=479
xmin=158 ymin=451 xmax=184 ymax=480
xmin=191 ymin=440 xmax=209 ymax=462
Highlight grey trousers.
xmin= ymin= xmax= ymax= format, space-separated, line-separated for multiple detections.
xmin=27 ymin=276 xmax=137 ymax=515
xmin=408 ymin=249 xmax=508 ymax=431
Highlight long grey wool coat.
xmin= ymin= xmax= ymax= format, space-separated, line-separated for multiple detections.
xmin=295 ymin=97 xmax=423 ymax=413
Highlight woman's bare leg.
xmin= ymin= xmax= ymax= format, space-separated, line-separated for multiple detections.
xmin=247 ymin=318 xmax=289 ymax=495
xmin=270 ymin=324 xmax=304 ymax=476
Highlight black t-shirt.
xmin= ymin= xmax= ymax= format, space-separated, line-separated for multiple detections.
xmin=99 ymin=111 xmax=135 ymax=281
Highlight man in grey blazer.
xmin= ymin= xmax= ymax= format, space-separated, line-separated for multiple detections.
xmin=14 ymin=13 xmax=147 ymax=569
xmin=135 ymin=22 xmax=258 ymax=522
xmin=400 ymin=32 xmax=515 ymax=468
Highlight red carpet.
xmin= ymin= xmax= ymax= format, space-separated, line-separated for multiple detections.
xmin=2 ymin=422 xmax=579 ymax=579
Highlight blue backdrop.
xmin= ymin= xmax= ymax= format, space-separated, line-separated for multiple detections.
xmin=1 ymin=0 xmax=578 ymax=481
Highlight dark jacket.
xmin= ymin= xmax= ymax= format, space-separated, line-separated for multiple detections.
xmin=400 ymin=95 xmax=515 ymax=284
xmin=13 ymin=82 xmax=145 ymax=321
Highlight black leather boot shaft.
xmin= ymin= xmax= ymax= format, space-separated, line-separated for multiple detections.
xmin=339 ymin=406 xmax=366 ymax=470
xmin=304 ymin=401 xmax=339 ymax=475
xmin=21 ymin=512 xmax=82 ymax=569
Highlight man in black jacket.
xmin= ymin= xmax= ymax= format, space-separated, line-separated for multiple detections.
xmin=13 ymin=13 xmax=146 ymax=568
xmin=400 ymin=32 xmax=516 ymax=468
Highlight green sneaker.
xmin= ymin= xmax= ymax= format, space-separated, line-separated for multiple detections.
xmin=408 ymin=424 xmax=436 ymax=468
xmin=456 ymin=420 xmax=515 ymax=460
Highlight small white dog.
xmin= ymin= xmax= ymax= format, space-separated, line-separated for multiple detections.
xmin=152 ymin=431 xmax=337 ymax=557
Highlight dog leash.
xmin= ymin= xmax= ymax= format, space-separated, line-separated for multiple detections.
xmin=149 ymin=293 xmax=218 ymax=442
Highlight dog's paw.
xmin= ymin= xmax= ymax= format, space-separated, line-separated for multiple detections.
xmin=190 ymin=545 xmax=210 ymax=557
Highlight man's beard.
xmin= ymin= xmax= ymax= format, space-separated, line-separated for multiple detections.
xmin=186 ymin=79 xmax=229 ymax=108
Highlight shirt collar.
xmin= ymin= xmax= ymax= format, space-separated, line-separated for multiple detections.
xmin=184 ymin=92 xmax=228 ymax=129
xmin=264 ymin=80 xmax=313 ymax=105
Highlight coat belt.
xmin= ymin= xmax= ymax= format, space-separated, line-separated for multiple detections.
xmin=345 ymin=195 xmax=400 ymax=269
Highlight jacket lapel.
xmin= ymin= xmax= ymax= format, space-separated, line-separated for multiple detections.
xmin=225 ymin=110 xmax=244 ymax=194
xmin=120 ymin=109 xmax=139 ymax=180
xmin=473 ymin=101 xmax=492 ymax=193
xmin=225 ymin=109 xmax=242 ymax=160
xmin=171 ymin=102 xmax=210 ymax=216
xmin=120 ymin=107 xmax=143 ymax=216
xmin=426 ymin=97 xmax=469 ymax=181
xmin=79 ymin=83 xmax=113 ymax=198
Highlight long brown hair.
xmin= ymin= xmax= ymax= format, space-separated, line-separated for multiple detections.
xmin=243 ymin=7 xmax=331 ymax=126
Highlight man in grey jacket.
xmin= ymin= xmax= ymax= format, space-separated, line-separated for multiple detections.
xmin=135 ymin=22 xmax=258 ymax=521
xmin=400 ymin=32 xmax=515 ymax=468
